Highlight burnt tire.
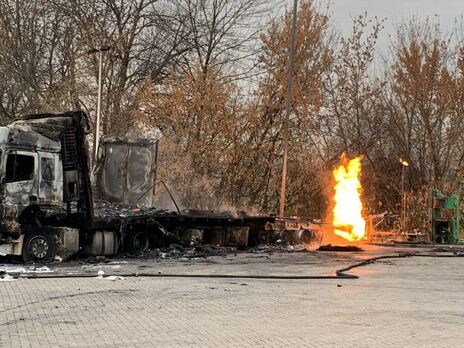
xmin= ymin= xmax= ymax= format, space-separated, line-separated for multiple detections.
xmin=22 ymin=230 xmax=56 ymax=263
xmin=127 ymin=231 xmax=149 ymax=255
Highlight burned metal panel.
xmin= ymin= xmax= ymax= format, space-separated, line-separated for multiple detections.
xmin=0 ymin=235 xmax=23 ymax=256
xmin=100 ymin=143 xmax=127 ymax=202
xmin=54 ymin=227 xmax=80 ymax=259
xmin=0 ymin=120 xmax=63 ymax=152
xmin=2 ymin=150 xmax=39 ymax=211
xmin=38 ymin=151 xmax=63 ymax=205
xmin=126 ymin=145 xmax=156 ymax=206
xmin=96 ymin=137 xmax=158 ymax=207
xmin=11 ymin=114 xmax=86 ymax=143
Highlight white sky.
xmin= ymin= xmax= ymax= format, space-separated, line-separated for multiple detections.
xmin=331 ymin=0 xmax=462 ymax=55
xmin=329 ymin=0 xmax=462 ymax=30
xmin=274 ymin=0 xmax=464 ymax=61
xmin=271 ymin=1 xmax=464 ymax=39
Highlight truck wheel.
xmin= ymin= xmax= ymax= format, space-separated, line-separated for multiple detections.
xmin=86 ymin=231 xmax=119 ymax=256
xmin=128 ymin=231 xmax=149 ymax=255
xmin=22 ymin=231 xmax=56 ymax=263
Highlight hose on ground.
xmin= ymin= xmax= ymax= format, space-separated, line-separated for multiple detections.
xmin=11 ymin=252 xmax=464 ymax=281
xmin=19 ymin=273 xmax=354 ymax=280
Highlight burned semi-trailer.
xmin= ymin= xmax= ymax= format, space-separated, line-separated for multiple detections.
xmin=0 ymin=111 xmax=274 ymax=262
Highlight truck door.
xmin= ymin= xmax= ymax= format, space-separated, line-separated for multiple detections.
xmin=38 ymin=152 xmax=62 ymax=204
xmin=3 ymin=151 xmax=38 ymax=206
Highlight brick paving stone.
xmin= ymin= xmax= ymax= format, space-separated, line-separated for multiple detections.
xmin=1 ymin=252 xmax=464 ymax=347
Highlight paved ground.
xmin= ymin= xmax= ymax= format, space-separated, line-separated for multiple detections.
xmin=1 ymin=245 xmax=464 ymax=347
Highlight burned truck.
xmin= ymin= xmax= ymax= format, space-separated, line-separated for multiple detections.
xmin=0 ymin=111 xmax=274 ymax=262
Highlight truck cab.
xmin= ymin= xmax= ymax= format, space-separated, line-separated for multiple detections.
xmin=0 ymin=112 xmax=93 ymax=261
xmin=0 ymin=111 xmax=160 ymax=262
xmin=0 ymin=126 xmax=63 ymax=213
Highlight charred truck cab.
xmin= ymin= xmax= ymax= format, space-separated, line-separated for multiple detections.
xmin=0 ymin=111 xmax=275 ymax=263
xmin=0 ymin=112 xmax=93 ymax=261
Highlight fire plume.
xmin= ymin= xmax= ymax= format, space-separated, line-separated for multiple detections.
xmin=332 ymin=154 xmax=366 ymax=242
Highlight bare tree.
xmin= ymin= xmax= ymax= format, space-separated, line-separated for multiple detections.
xmin=386 ymin=18 xmax=456 ymax=183
xmin=172 ymin=0 xmax=269 ymax=81
xmin=0 ymin=0 xmax=81 ymax=120
xmin=58 ymin=0 xmax=187 ymax=134
xmin=252 ymin=0 xmax=332 ymax=214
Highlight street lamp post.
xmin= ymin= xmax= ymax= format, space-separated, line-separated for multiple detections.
xmin=400 ymin=158 xmax=409 ymax=231
xmin=88 ymin=45 xmax=111 ymax=165
xmin=279 ymin=0 xmax=298 ymax=218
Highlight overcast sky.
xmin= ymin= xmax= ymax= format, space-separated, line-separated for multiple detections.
xmin=274 ymin=1 xmax=464 ymax=37
xmin=329 ymin=0 xmax=463 ymax=31
xmin=276 ymin=0 xmax=464 ymax=58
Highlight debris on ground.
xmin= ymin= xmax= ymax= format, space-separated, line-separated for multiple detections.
xmin=140 ymin=242 xmax=315 ymax=260
xmin=142 ymin=244 xmax=231 ymax=259
xmin=86 ymin=256 xmax=110 ymax=264
xmin=105 ymin=276 xmax=125 ymax=281
xmin=0 ymin=265 xmax=54 ymax=274
xmin=0 ymin=273 xmax=16 ymax=281
xmin=95 ymin=270 xmax=124 ymax=281
xmin=318 ymin=244 xmax=364 ymax=252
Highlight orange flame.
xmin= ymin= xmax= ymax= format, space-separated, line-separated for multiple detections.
xmin=332 ymin=154 xmax=366 ymax=242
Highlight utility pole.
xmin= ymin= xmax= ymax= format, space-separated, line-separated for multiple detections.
xmin=400 ymin=158 xmax=409 ymax=231
xmin=88 ymin=45 xmax=111 ymax=166
xmin=279 ymin=0 xmax=298 ymax=218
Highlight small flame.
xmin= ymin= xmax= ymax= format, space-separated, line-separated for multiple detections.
xmin=332 ymin=154 xmax=366 ymax=242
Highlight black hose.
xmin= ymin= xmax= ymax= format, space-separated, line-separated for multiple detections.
xmin=335 ymin=254 xmax=413 ymax=277
xmin=19 ymin=273 xmax=354 ymax=280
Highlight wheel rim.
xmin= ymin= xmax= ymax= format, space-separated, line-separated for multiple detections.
xmin=28 ymin=236 xmax=49 ymax=260
xmin=133 ymin=232 xmax=148 ymax=253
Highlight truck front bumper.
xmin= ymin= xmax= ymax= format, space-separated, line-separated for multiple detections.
xmin=0 ymin=235 xmax=24 ymax=256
